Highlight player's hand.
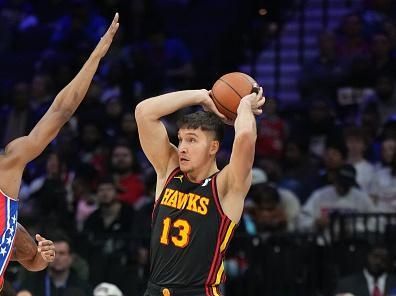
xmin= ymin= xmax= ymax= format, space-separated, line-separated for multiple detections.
xmin=36 ymin=234 xmax=55 ymax=263
xmin=199 ymin=89 xmax=228 ymax=120
xmin=93 ymin=12 xmax=119 ymax=58
xmin=239 ymin=86 xmax=265 ymax=116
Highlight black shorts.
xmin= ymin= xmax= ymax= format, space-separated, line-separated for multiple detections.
xmin=144 ymin=281 xmax=220 ymax=296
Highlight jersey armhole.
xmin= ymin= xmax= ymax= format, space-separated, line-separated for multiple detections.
xmin=151 ymin=167 xmax=180 ymax=221
xmin=211 ymin=174 xmax=225 ymax=218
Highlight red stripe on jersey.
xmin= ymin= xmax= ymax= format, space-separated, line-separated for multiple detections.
xmin=206 ymin=217 xmax=227 ymax=286
xmin=0 ymin=193 xmax=5 ymax=235
xmin=211 ymin=175 xmax=225 ymax=218
xmin=206 ymin=218 xmax=231 ymax=286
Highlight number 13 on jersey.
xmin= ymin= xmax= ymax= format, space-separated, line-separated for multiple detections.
xmin=160 ymin=217 xmax=191 ymax=248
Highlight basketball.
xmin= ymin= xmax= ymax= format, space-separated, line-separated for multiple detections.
xmin=211 ymin=72 xmax=259 ymax=120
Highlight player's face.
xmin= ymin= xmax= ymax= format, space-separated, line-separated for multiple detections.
xmin=177 ymin=128 xmax=217 ymax=173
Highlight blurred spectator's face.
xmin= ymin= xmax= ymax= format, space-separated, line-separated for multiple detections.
xmin=13 ymin=82 xmax=29 ymax=109
xmin=367 ymin=247 xmax=389 ymax=277
xmin=31 ymin=75 xmax=49 ymax=98
xmin=375 ymin=76 xmax=394 ymax=100
xmin=285 ymin=142 xmax=302 ymax=164
xmin=111 ymin=146 xmax=133 ymax=173
xmin=49 ymin=242 xmax=72 ymax=273
xmin=97 ymin=183 xmax=117 ymax=205
xmin=46 ymin=153 xmax=61 ymax=176
xmin=382 ymin=139 xmax=396 ymax=164
xmin=254 ymin=199 xmax=278 ymax=224
xmin=82 ymin=124 xmax=100 ymax=147
xmin=324 ymin=148 xmax=344 ymax=169
xmin=309 ymin=102 xmax=329 ymax=124
xmin=343 ymin=15 xmax=362 ymax=37
xmin=106 ymin=99 xmax=122 ymax=118
xmin=346 ymin=136 xmax=365 ymax=158
xmin=16 ymin=291 xmax=32 ymax=296
xmin=372 ymin=34 xmax=391 ymax=57
xmin=319 ymin=32 xmax=335 ymax=56
xmin=263 ymin=98 xmax=277 ymax=116
xmin=121 ymin=113 xmax=137 ymax=135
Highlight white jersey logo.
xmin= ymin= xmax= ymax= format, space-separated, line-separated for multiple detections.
xmin=202 ymin=178 xmax=211 ymax=187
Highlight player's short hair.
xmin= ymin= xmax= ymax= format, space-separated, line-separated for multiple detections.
xmin=177 ymin=111 xmax=224 ymax=143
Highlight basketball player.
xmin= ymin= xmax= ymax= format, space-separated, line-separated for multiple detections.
xmin=0 ymin=12 xmax=119 ymax=292
xmin=135 ymin=87 xmax=264 ymax=296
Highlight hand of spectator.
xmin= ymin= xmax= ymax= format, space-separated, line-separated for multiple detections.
xmin=93 ymin=12 xmax=119 ymax=58
xmin=36 ymin=234 xmax=55 ymax=262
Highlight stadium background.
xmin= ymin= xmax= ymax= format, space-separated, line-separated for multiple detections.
xmin=1 ymin=0 xmax=396 ymax=295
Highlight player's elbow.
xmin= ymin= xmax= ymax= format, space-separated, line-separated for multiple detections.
xmin=135 ymin=100 xmax=156 ymax=122
xmin=235 ymin=129 xmax=256 ymax=147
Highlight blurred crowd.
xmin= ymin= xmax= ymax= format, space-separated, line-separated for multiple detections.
xmin=1 ymin=0 xmax=396 ymax=295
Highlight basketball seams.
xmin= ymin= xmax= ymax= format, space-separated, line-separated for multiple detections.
xmin=211 ymin=91 xmax=237 ymax=117
xmin=218 ymin=78 xmax=243 ymax=99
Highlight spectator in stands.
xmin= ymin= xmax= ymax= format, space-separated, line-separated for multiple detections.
xmin=376 ymin=136 xmax=396 ymax=170
xmin=27 ymin=152 xmax=74 ymax=235
xmin=250 ymin=168 xmax=301 ymax=232
xmin=73 ymin=165 xmax=98 ymax=232
xmin=336 ymin=13 xmax=370 ymax=60
xmin=335 ymin=243 xmax=396 ymax=296
xmin=280 ymin=136 xmax=320 ymax=202
xmin=110 ymin=143 xmax=144 ymax=207
xmin=2 ymin=81 xmax=33 ymax=146
xmin=317 ymin=136 xmax=348 ymax=188
xmin=299 ymin=30 xmax=345 ymax=101
xmin=370 ymin=33 xmax=396 ymax=78
xmin=83 ymin=176 xmax=136 ymax=294
xmin=255 ymin=98 xmax=287 ymax=161
xmin=344 ymin=126 xmax=375 ymax=192
xmin=19 ymin=232 xmax=91 ymax=296
xmin=370 ymin=147 xmax=396 ymax=211
xmin=132 ymin=24 xmax=194 ymax=96
xmin=299 ymin=164 xmax=374 ymax=232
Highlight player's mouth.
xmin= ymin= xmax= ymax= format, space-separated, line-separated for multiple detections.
xmin=180 ymin=157 xmax=189 ymax=163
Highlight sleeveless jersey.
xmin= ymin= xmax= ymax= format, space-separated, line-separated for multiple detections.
xmin=150 ymin=168 xmax=237 ymax=296
xmin=0 ymin=190 xmax=18 ymax=290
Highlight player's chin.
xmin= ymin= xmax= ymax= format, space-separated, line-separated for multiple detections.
xmin=179 ymin=162 xmax=191 ymax=172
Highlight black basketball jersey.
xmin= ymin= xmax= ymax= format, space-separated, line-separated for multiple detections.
xmin=149 ymin=168 xmax=237 ymax=295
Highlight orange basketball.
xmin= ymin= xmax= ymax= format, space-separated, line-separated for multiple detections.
xmin=211 ymin=72 xmax=259 ymax=120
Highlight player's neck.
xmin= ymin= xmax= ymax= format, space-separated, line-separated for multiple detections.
xmin=186 ymin=161 xmax=218 ymax=183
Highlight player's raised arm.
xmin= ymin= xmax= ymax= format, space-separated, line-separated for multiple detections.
xmin=219 ymin=88 xmax=264 ymax=196
xmin=135 ymin=89 xmax=226 ymax=179
xmin=5 ymin=13 xmax=119 ymax=166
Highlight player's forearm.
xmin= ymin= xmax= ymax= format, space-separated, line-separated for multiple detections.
xmin=48 ymin=52 xmax=102 ymax=123
xmin=234 ymin=100 xmax=257 ymax=140
xmin=19 ymin=251 xmax=48 ymax=271
xmin=135 ymin=90 xmax=205 ymax=120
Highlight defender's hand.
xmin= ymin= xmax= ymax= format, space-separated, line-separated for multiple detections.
xmin=36 ymin=234 xmax=55 ymax=263
xmin=94 ymin=12 xmax=120 ymax=58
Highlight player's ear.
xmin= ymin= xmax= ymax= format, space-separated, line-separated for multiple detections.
xmin=209 ymin=140 xmax=219 ymax=156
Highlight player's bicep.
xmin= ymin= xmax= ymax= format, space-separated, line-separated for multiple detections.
xmin=6 ymin=111 xmax=66 ymax=165
xmin=136 ymin=113 xmax=178 ymax=176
